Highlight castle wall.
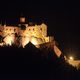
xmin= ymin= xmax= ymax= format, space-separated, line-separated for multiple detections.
xmin=2 ymin=26 xmax=20 ymax=45
xmin=19 ymin=23 xmax=48 ymax=47
xmin=0 ymin=23 xmax=53 ymax=47
xmin=21 ymin=23 xmax=47 ymax=38
xmin=3 ymin=26 xmax=19 ymax=37
xmin=40 ymin=23 xmax=47 ymax=37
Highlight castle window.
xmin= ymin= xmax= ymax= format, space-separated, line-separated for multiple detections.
xmin=6 ymin=29 xmax=8 ymax=30
xmin=14 ymin=29 xmax=16 ymax=32
xmin=40 ymin=28 xmax=42 ymax=31
xmin=29 ymin=29 xmax=31 ymax=31
xmin=33 ymin=28 xmax=34 ymax=31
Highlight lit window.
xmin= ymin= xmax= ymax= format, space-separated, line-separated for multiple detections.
xmin=33 ymin=28 xmax=34 ymax=31
xmin=10 ymin=29 xmax=11 ymax=31
xmin=40 ymin=28 xmax=42 ymax=31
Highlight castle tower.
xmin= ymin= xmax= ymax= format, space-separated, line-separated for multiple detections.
xmin=20 ymin=16 xmax=26 ymax=23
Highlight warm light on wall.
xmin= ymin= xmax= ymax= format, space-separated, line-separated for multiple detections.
xmin=3 ymin=34 xmax=15 ymax=46
xmin=21 ymin=36 xmax=30 ymax=48
xmin=0 ymin=43 xmax=4 ymax=46
xmin=0 ymin=23 xmax=53 ymax=48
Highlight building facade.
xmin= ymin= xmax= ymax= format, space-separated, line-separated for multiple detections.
xmin=0 ymin=17 xmax=54 ymax=47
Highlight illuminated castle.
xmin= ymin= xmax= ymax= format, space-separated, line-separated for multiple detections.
xmin=0 ymin=17 xmax=54 ymax=48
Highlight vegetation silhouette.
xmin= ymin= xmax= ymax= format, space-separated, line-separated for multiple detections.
xmin=0 ymin=42 xmax=79 ymax=79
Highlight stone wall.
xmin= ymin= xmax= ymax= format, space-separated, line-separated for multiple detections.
xmin=0 ymin=23 xmax=54 ymax=47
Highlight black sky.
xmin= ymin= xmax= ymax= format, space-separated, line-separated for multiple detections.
xmin=0 ymin=0 xmax=80 ymax=58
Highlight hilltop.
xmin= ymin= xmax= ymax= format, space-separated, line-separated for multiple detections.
xmin=0 ymin=42 xmax=78 ymax=80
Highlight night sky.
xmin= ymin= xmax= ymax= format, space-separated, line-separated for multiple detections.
xmin=0 ymin=0 xmax=80 ymax=59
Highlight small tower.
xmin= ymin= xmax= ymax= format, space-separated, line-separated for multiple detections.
xmin=19 ymin=14 xmax=28 ymax=30
xmin=20 ymin=14 xmax=26 ymax=23
xmin=20 ymin=17 xmax=25 ymax=23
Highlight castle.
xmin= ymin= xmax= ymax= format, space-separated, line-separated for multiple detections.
xmin=0 ymin=17 xmax=54 ymax=48
xmin=1 ymin=17 xmax=80 ymax=67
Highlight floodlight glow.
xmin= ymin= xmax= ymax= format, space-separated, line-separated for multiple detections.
xmin=31 ymin=37 xmax=38 ymax=45
xmin=21 ymin=36 xmax=30 ymax=48
xmin=69 ymin=56 xmax=74 ymax=60
xmin=3 ymin=34 xmax=15 ymax=46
